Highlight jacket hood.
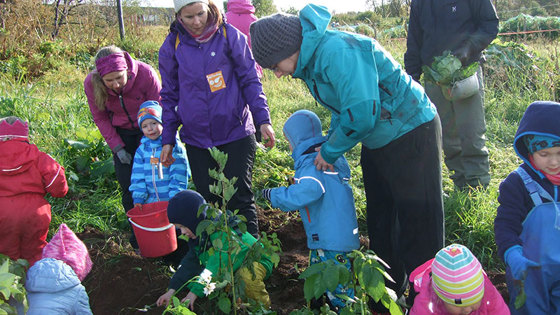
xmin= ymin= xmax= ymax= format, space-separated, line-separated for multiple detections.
xmin=106 ymin=51 xmax=139 ymax=97
xmin=0 ymin=140 xmax=39 ymax=175
xmin=293 ymin=4 xmax=331 ymax=78
xmin=513 ymin=101 xmax=560 ymax=174
xmin=26 ymin=258 xmax=81 ymax=293
xmin=226 ymin=0 xmax=255 ymax=14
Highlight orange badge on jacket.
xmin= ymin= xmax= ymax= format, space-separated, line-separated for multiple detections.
xmin=206 ymin=71 xmax=226 ymax=92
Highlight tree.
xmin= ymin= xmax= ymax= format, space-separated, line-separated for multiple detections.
xmin=51 ymin=0 xmax=85 ymax=39
xmin=252 ymin=0 xmax=276 ymax=18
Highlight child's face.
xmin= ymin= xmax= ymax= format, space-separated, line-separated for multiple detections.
xmin=443 ymin=300 xmax=482 ymax=315
xmin=141 ymin=118 xmax=163 ymax=140
xmin=532 ymin=146 xmax=560 ymax=175
xmin=173 ymin=223 xmax=197 ymax=240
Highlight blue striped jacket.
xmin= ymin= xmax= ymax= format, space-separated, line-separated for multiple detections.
xmin=129 ymin=136 xmax=190 ymax=204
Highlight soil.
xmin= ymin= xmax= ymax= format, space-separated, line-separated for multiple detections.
xmin=79 ymin=207 xmax=510 ymax=314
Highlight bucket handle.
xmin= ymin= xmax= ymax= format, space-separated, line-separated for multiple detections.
xmin=128 ymin=218 xmax=174 ymax=232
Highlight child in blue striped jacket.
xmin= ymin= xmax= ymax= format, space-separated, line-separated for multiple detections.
xmin=129 ymin=101 xmax=191 ymax=207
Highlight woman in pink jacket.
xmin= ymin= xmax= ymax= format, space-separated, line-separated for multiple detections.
xmin=225 ymin=0 xmax=263 ymax=78
xmin=410 ymin=244 xmax=509 ymax=315
xmin=84 ymin=45 xmax=162 ymax=248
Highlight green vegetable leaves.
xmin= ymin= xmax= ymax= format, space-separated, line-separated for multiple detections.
xmin=422 ymin=50 xmax=479 ymax=86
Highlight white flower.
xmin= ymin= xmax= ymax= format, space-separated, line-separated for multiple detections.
xmin=200 ymin=269 xmax=212 ymax=284
xmin=203 ymin=282 xmax=216 ymax=296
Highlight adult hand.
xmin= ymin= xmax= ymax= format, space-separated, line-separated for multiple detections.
xmin=506 ymin=245 xmax=540 ymax=280
xmin=116 ymin=148 xmax=132 ymax=165
xmin=181 ymin=291 xmax=198 ymax=310
xmin=314 ymin=147 xmax=334 ymax=172
xmin=156 ymin=289 xmax=176 ymax=307
xmin=453 ymin=44 xmax=471 ymax=67
xmin=161 ymin=144 xmax=176 ymax=167
xmin=260 ymin=124 xmax=276 ymax=148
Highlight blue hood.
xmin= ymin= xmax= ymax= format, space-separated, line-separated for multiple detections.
xmin=513 ymin=101 xmax=560 ymax=176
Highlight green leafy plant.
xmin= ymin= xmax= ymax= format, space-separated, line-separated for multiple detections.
xmin=163 ymin=147 xmax=281 ymax=314
xmin=292 ymin=249 xmax=402 ymax=315
xmin=0 ymin=255 xmax=29 ymax=315
xmin=422 ymin=50 xmax=479 ymax=86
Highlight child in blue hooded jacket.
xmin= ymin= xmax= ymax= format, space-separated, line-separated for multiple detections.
xmin=129 ymin=101 xmax=190 ymax=207
xmin=261 ymin=109 xmax=360 ymax=310
xmin=495 ymin=101 xmax=560 ymax=314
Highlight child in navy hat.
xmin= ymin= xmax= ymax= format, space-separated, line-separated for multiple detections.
xmin=261 ymin=109 xmax=359 ymax=311
xmin=156 ymin=189 xmax=273 ymax=310
xmin=129 ymin=100 xmax=191 ymax=207
xmin=495 ymin=101 xmax=560 ymax=314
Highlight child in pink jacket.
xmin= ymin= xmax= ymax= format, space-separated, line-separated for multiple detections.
xmin=410 ymin=244 xmax=509 ymax=315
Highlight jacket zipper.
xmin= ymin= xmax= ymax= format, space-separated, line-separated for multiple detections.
xmin=312 ymin=80 xmax=340 ymax=114
xmin=119 ymin=94 xmax=136 ymax=129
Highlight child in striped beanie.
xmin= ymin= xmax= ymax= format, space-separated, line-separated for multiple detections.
xmin=409 ymin=244 xmax=509 ymax=314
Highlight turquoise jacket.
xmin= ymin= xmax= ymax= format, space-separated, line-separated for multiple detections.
xmin=294 ymin=4 xmax=437 ymax=163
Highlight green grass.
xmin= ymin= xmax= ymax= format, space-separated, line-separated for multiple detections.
xmin=1 ymin=29 xmax=558 ymax=274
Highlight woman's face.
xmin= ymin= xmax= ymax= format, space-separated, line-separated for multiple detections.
xmin=271 ymin=51 xmax=300 ymax=78
xmin=102 ymin=70 xmax=128 ymax=93
xmin=178 ymin=2 xmax=209 ymax=36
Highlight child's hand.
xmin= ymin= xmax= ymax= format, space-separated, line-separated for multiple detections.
xmin=161 ymin=144 xmax=176 ymax=167
xmin=181 ymin=291 xmax=198 ymax=310
xmin=260 ymin=124 xmax=276 ymax=148
xmin=134 ymin=203 xmax=143 ymax=210
xmin=156 ymin=289 xmax=176 ymax=307
xmin=261 ymin=189 xmax=272 ymax=202
xmin=506 ymin=245 xmax=540 ymax=280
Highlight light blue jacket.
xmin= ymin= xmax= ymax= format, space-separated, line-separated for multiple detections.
xmin=26 ymin=258 xmax=92 ymax=315
xmin=129 ymin=136 xmax=190 ymax=204
xmin=270 ymin=135 xmax=360 ymax=252
xmin=294 ymin=4 xmax=437 ymax=164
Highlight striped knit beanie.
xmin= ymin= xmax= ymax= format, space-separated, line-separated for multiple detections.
xmin=431 ymin=244 xmax=484 ymax=307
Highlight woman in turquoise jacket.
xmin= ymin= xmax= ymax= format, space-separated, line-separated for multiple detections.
xmin=250 ymin=4 xmax=444 ymax=310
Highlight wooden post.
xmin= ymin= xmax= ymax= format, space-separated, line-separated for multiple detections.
xmin=117 ymin=0 xmax=125 ymax=40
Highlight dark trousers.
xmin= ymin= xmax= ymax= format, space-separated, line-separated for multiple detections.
xmin=113 ymin=128 xmax=143 ymax=247
xmin=361 ymin=116 xmax=444 ymax=298
xmin=185 ymin=135 xmax=258 ymax=237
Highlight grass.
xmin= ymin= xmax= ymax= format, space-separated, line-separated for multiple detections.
xmin=0 ymin=27 xmax=559 ymax=274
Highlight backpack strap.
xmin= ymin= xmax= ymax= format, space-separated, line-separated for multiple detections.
xmin=515 ymin=166 xmax=554 ymax=206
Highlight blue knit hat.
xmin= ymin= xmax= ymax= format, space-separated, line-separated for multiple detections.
xmin=137 ymin=100 xmax=162 ymax=127
xmin=167 ymin=190 xmax=207 ymax=235
xmin=523 ymin=134 xmax=560 ymax=154
xmin=283 ymin=110 xmax=323 ymax=150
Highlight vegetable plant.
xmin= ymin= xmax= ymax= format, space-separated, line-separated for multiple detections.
xmin=0 ymin=255 xmax=28 ymax=315
xmin=422 ymin=50 xmax=479 ymax=86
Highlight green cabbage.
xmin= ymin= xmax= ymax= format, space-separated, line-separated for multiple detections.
xmin=422 ymin=50 xmax=479 ymax=86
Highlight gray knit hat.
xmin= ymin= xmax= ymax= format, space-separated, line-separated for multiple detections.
xmin=174 ymin=0 xmax=209 ymax=13
xmin=250 ymin=13 xmax=303 ymax=69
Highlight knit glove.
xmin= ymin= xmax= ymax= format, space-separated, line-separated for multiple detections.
xmin=261 ymin=189 xmax=272 ymax=202
xmin=505 ymin=245 xmax=539 ymax=280
xmin=116 ymin=148 xmax=132 ymax=165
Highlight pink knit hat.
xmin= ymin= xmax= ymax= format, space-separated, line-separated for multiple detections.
xmin=42 ymin=223 xmax=93 ymax=281
xmin=0 ymin=116 xmax=28 ymax=140
xmin=431 ymin=244 xmax=484 ymax=307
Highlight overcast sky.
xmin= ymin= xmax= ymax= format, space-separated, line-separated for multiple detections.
xmin=144 ymin=0 xmax=369 ymax=13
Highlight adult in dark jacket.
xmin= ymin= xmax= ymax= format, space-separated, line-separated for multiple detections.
xmin=159 ymin=0 xmax=275 ymax=238
xmin=84 ymin=45 xmax=162 ymax=247
xmin=404 ymin=0 xmax=498 ymax=190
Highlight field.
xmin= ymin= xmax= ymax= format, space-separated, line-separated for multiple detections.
xmin=0 ymin=11 xmax=559 ymax=313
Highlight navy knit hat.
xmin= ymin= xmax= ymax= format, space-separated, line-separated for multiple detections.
xmin=137 ymin=100 xmax=162 ymax=127
xmin=250 ymin=13 xmax=302 ymax=69
xmin=167 ymin=190 xmax=207 ymax=234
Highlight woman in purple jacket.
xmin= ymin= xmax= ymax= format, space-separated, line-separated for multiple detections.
xmin=84 ymin=45 xmax=162 ymax=247
xmin=159 ymin=0 xmax=275 ymax=237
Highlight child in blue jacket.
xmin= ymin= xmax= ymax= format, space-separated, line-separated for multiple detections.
xmin=129 ymin=101 xmax=190 ymax=207
xmin=495 ymin=101 xmax=560 ymax=314
xmin=261 ymin=110 xmax=360 ymax=310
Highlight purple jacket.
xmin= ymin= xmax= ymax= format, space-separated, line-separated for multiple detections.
xmin=158 ymin=22 xmax=270 ymax=148
xmin=84 ymin=53 xmax=161 ymax=151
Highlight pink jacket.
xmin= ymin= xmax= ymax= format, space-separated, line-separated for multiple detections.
xmin=225 ymin=0 xmax=263 ymax=77
xmin=410 ymin=259 xmax=510 ymax=315
xmin=84 ymin=53 xmax=161 ymax=152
